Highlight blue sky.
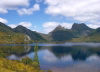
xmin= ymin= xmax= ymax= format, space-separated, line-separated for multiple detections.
xmin=0 ymin=0 xmax=100 ymax=33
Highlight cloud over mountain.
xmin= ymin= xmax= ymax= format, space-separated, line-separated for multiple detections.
xmin=42 ymin=22 xmax=72 ymax=33
xmin=45 ymin=0 xmax=100 ymax=27
xmin=0 ymin=18 xmax=8 ymax=23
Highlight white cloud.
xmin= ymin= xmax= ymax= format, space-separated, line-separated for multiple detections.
xmin=43 ymin=22 xmax=59 ymax=33
xmin=86 ymin=55 xmax=100 ymax=62
xmin=61 ymin=55 xmax=73 ymax=62
xmin=0 ymin=0 xmax=40 ymax=15
xmin=87 ymin=22 xmax=100 ymax=29
xmin=19 ymin=22 xmax=32 ymax=28
xmin=0 ymin=17 xmax=32 ymax=28
xmin=0 ymin=0 xmax=29 ymax=7
xmin=43 ymin=50 xmax=58 ymax=62
xmin=17 ymin=4 xmax=40 ymax=15
xmin=0 ymin=18 xmax=8 ymax=23
xmin=8 ymin=24 xmax=17 ymax=28
xmin=0 ymin=18 xmax=32 ymax=29
xmin=44 ymin=0 xmax=100 ymax=28
xmin=0 ymin=0 xmax=29 ymax=14
xmin=0 ymin=8 xmax=8 ymax=13
xmin=42 ymin=22 xmax=72 ymax=34
xmin=9 ymin=22 xmax=32 ymax=28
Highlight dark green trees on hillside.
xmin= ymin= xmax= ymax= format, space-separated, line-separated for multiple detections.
xmin=51 ymin=30 xmax=74 ymax=41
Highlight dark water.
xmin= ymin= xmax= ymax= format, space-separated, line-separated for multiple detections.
xmin=1 ymin=43 xmax=100 ymax=72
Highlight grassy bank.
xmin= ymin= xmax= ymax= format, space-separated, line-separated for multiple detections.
xmin=70 ymin=34 xmax=100 ymax=42
xmin=0 ymin=58 xmax=46 ymax=72
xmin=0 ymin=32 xmax=33 ymax=44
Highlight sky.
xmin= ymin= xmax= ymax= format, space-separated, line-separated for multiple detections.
xmin=0 ymin=0 xmax=100 ymax=34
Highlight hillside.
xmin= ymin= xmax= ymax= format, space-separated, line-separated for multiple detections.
xmin=48 ymin=25 xmax=75 ymax=42
xmin=14 ymin=25 xmax=46 ymax=41
xmin=0 ymin=58 xmax=50 ymax=72
xmin=0 ymin=22 xmax=46 ymax=44
xmin=70 ymin=28 xmax=100 ymax=42
xmin=40 ymin=23 xmax=100 ymax=42
xmin=0 ymin=22 xmax=100 ymax=43
xmin=0 ymin=22 xmax=14 ymax=33
xmin=0 ymin=32 xmax=31 ymax=44
xmin=0 ymin=22 xmax=31 ymax=44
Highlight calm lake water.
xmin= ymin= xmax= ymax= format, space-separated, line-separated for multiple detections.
xmin=1 ymin=43 xmax=100 ymax=72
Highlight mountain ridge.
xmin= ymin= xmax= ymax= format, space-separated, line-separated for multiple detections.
xmin=13 ymin=25 xmax=46 ymax=41
xmin=0 ymin=22 xmax=100 ymax=43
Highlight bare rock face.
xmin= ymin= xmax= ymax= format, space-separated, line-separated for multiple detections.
xmin=71 ymin=23 xmax=93 ymax=37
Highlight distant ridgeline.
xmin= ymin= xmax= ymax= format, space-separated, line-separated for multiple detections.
xmin=0 ymin=22 xmax=45 ymax=44
xmin=0 ymin=22 xmax=100 ymax=44
xmin=41 ymin=23 xmax=100 ymax=42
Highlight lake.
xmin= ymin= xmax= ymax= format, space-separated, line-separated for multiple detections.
xmin=0 ymin=43 xmax=100 ymax=72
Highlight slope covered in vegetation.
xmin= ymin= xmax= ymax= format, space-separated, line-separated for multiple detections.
xmin=0 ymin=58 xmax=46 ymax=72
xmin=70 ymin=33 xmax=100 ymax=42
xmin=0 ymin=32 xmax=31 ymax=44
xmin=14 ymin=25 xmax=46 ymax=41
xmin=70 ymin=28 xmax=100 ymax=42
xmin=0 ymin=22 xmax=32 ymax=44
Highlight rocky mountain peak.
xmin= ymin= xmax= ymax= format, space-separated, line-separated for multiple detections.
xmin=71 ymin=23 xmax=91 ymax=31
xmin=53 ymin=25 xmax=66 ymax=31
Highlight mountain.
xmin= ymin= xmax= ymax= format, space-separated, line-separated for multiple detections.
xmin=88 ymin=28 xmax=100 ymax=42
xmin=0 ymin=32 xmax=32 ymax=44
xmin=52 ymin=25 xmax=66 ymax=31
xmin=93 ymin=27 xmax=100 ymax=33
xmin=70 ymin=28 xmax=100 ymax=42
xmin=47 ymin=23 xmax=95 ymax=42
xmin=39 ymin=33 xmax=52 ymax=42
xmin=71 ymin=23 xmax=93 ymax=37
xmin=0 ymin=22 xmax=31 ymax=44
xmin=46 ymin=23 xmax=100 ymax=42
xmin=14 ymin=25 xmax=45 ymax=41
xmin=49 ymin=25 xmax=74 ymax=42
xmin=0 ymin=22 xmax=100 ymax=43
xmin=0 ymin=22 xmax=14 ymax=33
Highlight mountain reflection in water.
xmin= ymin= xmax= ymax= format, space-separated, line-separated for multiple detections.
xmin=1 ymin=43 xmax=100 ymax=72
